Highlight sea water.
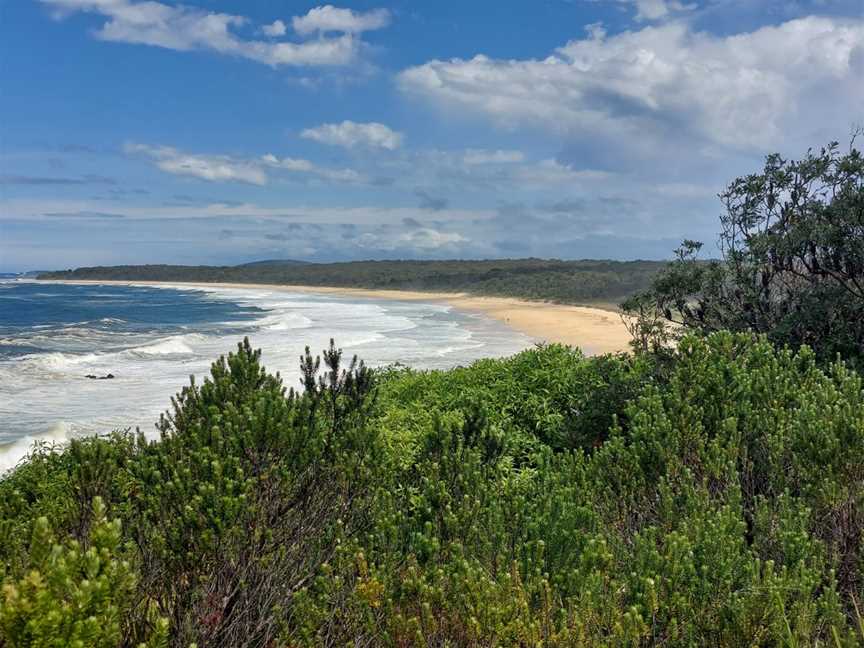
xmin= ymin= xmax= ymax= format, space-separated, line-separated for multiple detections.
xmin=0 ymin=280 xmax=533 ymax=472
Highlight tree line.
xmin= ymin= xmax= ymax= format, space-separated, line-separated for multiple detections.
xmin=40 ymin=258 xmax=666 ymax=305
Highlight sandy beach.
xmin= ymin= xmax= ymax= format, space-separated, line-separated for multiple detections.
xmin=50 ymin=280 xmax=634 ymax=355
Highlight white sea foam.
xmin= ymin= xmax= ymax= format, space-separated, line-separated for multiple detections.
xmin=0 ymin=283 xmax=534 ymax=474
xmin=0 ymin=422 xmax=72 ymax=474
xmin=16 ymin=351 xmax=103 ymax=374
xmin=256 ymin=311 xmax=313 ymax=332
xmin=124 ymin=334 xmax=201 ymax=358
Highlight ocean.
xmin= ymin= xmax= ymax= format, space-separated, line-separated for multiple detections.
xmin=0 ymin=280 xmax=532 ymax=472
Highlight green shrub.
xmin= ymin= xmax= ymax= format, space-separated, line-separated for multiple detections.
xmin=3 ymin=334 xmax=864 ymax=646
xmin=126 ymin=338 xmax=382 ymax=647
xmin=0 ymin=434 xmax=134 ymax=580
xmin=627 ymin=138 xmax=864 ymax=367
xmin=0 ymin=497 xmax=167 ymax=648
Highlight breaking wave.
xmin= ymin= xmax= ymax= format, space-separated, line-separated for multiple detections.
xmin=0 ymin=280 xmax=532 ymax=474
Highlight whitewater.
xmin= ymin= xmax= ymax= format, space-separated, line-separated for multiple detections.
xmin=0 ymin=280 xmax=532 ymax=473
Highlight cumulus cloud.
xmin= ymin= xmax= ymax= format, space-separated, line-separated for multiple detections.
xmin=604 ymin=0 xmax=695 ymax=21
xmin=41 ymin=1 xmax=390 ymax=67
xmin=292 ymin=5 xmax=391 ymax=35
xmin=399 ymin=16 xmax=864 ymax=152
xmin=260 ymin=153 xmax=366 ymax=183
xmin=126 ymin=144 xmax=269 ymax=185
xmin=261 ymin=19 xmax=287 ymax=37
xmin=259 ymin=153 xmax=313 ymax=173
xmin=300 ymin=121 xmax=403 ymax=150
xmin=355 ymin=227 xmax=466 ymax=251
xmin=125 ymin=144 xmax=366 ymax=185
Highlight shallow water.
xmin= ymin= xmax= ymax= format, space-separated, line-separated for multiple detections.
xmin=0 ymin=280 xmax=533 ymax=472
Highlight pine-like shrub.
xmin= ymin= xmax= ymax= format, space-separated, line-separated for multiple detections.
xmin=0 ymin=497 xmax=167 ymax=648
xmin=3 ymin=334 xmax=864 ymax=646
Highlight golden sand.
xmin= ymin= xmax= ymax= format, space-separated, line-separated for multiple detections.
xmin=51 ymin=280 xmax=633 ymax=355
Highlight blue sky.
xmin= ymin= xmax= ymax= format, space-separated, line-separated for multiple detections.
xmin=1 ymin=0 xmax=862 ymax=271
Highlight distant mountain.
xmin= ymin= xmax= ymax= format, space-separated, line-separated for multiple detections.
xmin=237 ymin=259 xmax=312 ymax=267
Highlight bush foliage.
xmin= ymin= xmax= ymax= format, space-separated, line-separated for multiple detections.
xmin=625 ymin=137 xmax=864 ymax=365
xmin=2 ymin=332 xmax=864 ymax=646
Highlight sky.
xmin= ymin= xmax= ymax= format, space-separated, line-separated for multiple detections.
xmin=1 ymin=0 xmax=862 ymax=271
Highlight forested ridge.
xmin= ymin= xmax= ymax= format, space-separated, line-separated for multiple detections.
xmin=3 ymin=138 xmax=864 ymax=647
xmin=38 ymin=258 xmax=666 ymax=305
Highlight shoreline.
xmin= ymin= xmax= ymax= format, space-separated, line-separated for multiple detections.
xmin=45 ymin=279 xmax=633 ymax=354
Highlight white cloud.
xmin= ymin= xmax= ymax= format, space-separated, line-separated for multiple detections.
xmin=395 ymin=149 xmax=612 ymax=193
xmin=357 ymin=227 xmax=466 ymax=251
xmin=607 ymin=0 xmax=695 ymax=21
xmin=632 ymin=0 xmax=673 ymax=20
xmin=462 ymin=149 xmax=525 ymax=164
xmin=122 ymin=140 xmax=606 ymax=193
xmin=247 ymin=36 xmax=359 ymax=66
xmin=125 ymin=143 xmax=269 ymax=185
xmin=301 ymin=121 xmax=403 ymax=150
xmin=41 ymin=0 xmax=390 ymax=67
xmin=261 ymin=19 xmax=287 ymax=37
xmin=260 ymin=153 xmax=366 ymax=183
xmin=512 ymin=160 xmax=611 ymax=187
xmin=3 ymin=197 xmax=495 ymax=228
xmin=292 ymin=5 xmax=391 ymax=35
xmin=126 ymin=143 xmax=366 ymax=185
xmin=399 ymin=16 xmax=864 ymax=152
xmin=260 ymin=153 xmax=312 ymax=172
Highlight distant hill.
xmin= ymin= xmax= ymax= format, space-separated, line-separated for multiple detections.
xmin=38 ymin=258 xmax=668 ymax=306
xmin=238 ymin=259 xmax=312 ymax=267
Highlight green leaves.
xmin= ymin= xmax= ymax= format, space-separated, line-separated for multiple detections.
xmin=0 ymin=498 xmax=166 ymax=648
xmin=294 ymin=333 xmax=864 ymax=645
xmin=4 ymin=334 xmax=864 ymax=645
xmin=627 ymin=136 xmax=864 ymax=367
